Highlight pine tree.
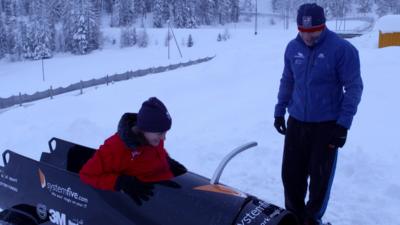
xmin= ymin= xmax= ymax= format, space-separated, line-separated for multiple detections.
xmin=111 ymin=0 xmax=121 ymax=27
xmin=120 ymin=26 xmax=137 ymax=48
xmin=173 ymin=0 xmax=185 ymax=28
xmin=5 ymin=20 xmax=18 ymax=60
xmin=137 ymin=28 xmax=148 ymax=48
xmin=64 ymin=0 xmax=100 ymax=54
xmin=72 ymin=14 xmax=89 ymax=54
xmin=20 ymin=21 xmax=34 ymax=59
xmin=29 ymin=0 xmax=54 ymax=59
xmin=376 ymin=0 xmax=400 ymax=16
xmin=187 ymin=34 xmax=193 ymax=47
xmin=185 ymin=0 xmax=197 ymax=28
xmin=230 ymin=0 xmax=239 ymax=23
xmin=217 ymin=0 xmax=231 ymax=25
xmin=217 ymin=33 xmax=222 ymax=42
xmin=241 ymin=0 xmax=253 ymax=22
xmin=0 ymin=17 xmax=6 ymax=58
xmin=120 ymin=0 xmax=135 ymax=26
xmin=153 ymin=0 xmax=164 ymax=28
xmin=356 ymin=0 xmax=373 ymax=14
xmin=134 ymin=0 xmax=146 ymax=26
xmin=325 ymin=0 xmax=352 ymax=19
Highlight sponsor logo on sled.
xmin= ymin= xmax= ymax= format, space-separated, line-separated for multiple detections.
xmin=0 ymin=171 xmax=19 ymax=192
xmin=38 ymin=168 xmax=89 ymax=208
xmin=237 ymin=200 xmax=284 ymax=225
xmin=36 ymin=203 xmax=48 ymax=220
xmin=49 ymin=208 xmax=84 ymax=225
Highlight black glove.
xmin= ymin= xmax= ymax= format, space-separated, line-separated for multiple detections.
xmin=274 ymin=116 xmax=286 ymax=135
xmin=167 ymin=156 xmax=187 ymax=176
xmin=329 ymin=124 xmax=348 ymax=148
xmin=115 ymin=175 xmax=154 ymax=205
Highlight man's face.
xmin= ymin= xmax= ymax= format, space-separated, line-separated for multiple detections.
xmin=299 ymin=30 xmax=322 ymax=46
xmin=143 ymin=131 xmax=167 ymax=146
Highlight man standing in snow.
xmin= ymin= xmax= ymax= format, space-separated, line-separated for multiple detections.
xmin=273 ymin=3 xmax=363 ymax=225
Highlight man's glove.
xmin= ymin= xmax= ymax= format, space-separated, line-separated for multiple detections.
xmin=167 ymin=156 xmax=187 ymax=176
xmin=329 ymin=124 xmax=348 ymax=149
xmin=115 ymin=175 xmax=154 ymax=205
xmin=274 ymin=116 xmax=286 ymax=135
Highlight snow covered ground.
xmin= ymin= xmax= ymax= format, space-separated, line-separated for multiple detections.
xmin=1 ymin=18 xmax=400 ymax=225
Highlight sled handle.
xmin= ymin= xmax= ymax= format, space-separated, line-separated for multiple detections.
xmin=211 ymin=142 xmax=258 ymax=185
xmin=2 ymin=150 xmax=11 ymax=166
xmin=48 ymin=138 xmax=57 ymax=153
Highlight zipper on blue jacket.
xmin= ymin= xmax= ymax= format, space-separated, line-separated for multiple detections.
xmin=304 ymin=48 xmax=315 ymax=121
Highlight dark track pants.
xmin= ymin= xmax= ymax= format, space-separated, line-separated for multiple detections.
xmin=282 ymin=117 xmax=338 ymax=225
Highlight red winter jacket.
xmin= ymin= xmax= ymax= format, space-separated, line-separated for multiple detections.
xmin=79 ymin=113 xmax=174 ymax=191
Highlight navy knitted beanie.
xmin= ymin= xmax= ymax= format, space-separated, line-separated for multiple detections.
xmin=297 ymin=3 xmax=326 ymax=32
xmin=137 ymin=97 xmax=172 ymax=132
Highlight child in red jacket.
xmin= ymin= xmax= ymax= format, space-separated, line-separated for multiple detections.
xmin=79 ymin=97 xmax=186 ymax=204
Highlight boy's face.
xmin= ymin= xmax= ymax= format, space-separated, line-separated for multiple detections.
xmin=143 ymin=131 xmax=167 ymax=147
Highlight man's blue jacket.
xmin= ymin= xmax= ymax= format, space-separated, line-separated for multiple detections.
xmin=274 ymin=28 xmax=363 ymax=129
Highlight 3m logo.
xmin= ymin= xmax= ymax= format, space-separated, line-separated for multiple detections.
xmin=49 ymin=209 xmax=66 ymax=225
xmin=38 ymin=169 xmax=46 ymax=188
xmin=49 ymin=209 xmax=81 ymax=225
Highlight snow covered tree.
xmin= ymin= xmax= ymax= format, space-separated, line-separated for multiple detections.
xmin=29 ymin=0 xmax=54 ymax=59
xmin=20 ymin=21 xmax=35 ymax=59
xmin=197 ymin=0 xmax=216 ymax=25
xmin=0 ymin=17 xmax=6 ymax=58
xmin=217 ymin=33 xmax=222 ymax=42
xmin=230 ymin=0 xmax=239 ymax=23
xmin=4 ymin=20 xmax=18 ymax=60
xmin=356 ymin=0 xmax=373 ymax=14
xmin=241 ymin=0 xmax=253 ymax=22
xmin=172 ymin=0 xmax=185 ymax=28
xmin=49 ymin=0 xmax=68 ymax=24
xmin=111 ymin=0 xmax=121 ymax=27
xmin=185 ymin=0 xmax=197 ymax=28
xmin=187 ymin=34 xmax=193 ymax=47
xmin=153 ymin=0 xmax=164 ymax=27
xmin=134 ymin=0 xmax=146 ymax=26
xmin=217 ymin=0 xmax=231 ymax=25
xmin=64 ymin=0 xmax=100 ymax=54
xmin=71 ymin=14 xmax=89 ymax=54
xmin=376 ymin=0 xmax=400 ymax=16
xmin=120 ymin=26 xmax=137 ymax=48
xmin=120 ymin=0 xmax=135 ymax=26
xmin=324 ymin=0 xmax=352 ymax=19
xmin=136 ymin=28 xmax=149 ymax=48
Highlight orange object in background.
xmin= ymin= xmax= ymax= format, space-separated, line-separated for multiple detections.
xmin=379 ymin=31 xmax=400 ymax=48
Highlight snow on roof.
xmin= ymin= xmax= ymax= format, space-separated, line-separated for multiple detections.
xmin=375 ymin=15 xmax=400 ymax=33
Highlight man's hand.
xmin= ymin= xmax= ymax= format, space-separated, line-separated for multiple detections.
xmin=274 ymin=117 xmax=286 ymax=135
xmin=329 ymin=124 xmax=348 ymax=149
xmin=115 ymin=175 xmax=154 ymax=205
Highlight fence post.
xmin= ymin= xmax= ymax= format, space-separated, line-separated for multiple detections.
xmin=50 ymin=86 xmax=53 ymax=99
xmin=80 ymin=80 xmax=83 ymax=95
xmin=19 ymin=92 xmax=22 ymax=106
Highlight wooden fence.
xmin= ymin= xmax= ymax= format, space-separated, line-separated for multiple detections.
xmin=0 ymin=56 xmax=215 ymax=110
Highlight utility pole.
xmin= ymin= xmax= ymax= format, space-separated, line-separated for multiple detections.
xmin=41 ymin=56 xmax=45 ymax=82
xmin=254 ymin=0 xmax=258 ymax=35
xmin=167 ymin=20 xmax=170 ymax=59
xmin=167 ymin=20 xmax=182 ymax=59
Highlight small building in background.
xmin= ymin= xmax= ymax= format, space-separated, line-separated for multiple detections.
xmin=377 ymin=15 xmax=400 ymax=48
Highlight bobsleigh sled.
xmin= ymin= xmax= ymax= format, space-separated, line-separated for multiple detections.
xmin=0 ymin=138 xmax=298 ymax=225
